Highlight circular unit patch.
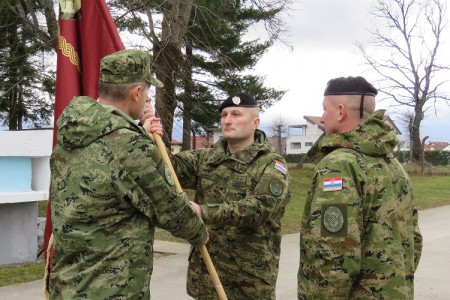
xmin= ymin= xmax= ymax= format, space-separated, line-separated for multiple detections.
xmin=269 ymin=179 xmax=283 ymax=197
xmin=323 ymin=205 xmax=344 ymax=233
xmin=164 ymin=164 xmax=175 ymax=186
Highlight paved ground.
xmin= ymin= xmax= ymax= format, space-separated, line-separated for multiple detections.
xmin=1 ymin=205 xmax=449 ymax=299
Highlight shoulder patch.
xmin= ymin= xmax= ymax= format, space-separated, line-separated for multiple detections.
xmin=269 ymin=179 xmax=283 ymax=197
xmin=274 ymin=161 xmax=287 ymax=174
xmin=164 ymin=164 xmax=175 ymax=186
xmin=323 ymin=177 xmax=343 ymax=191
xmin=321 ymin=204 xmax=348 ymax=237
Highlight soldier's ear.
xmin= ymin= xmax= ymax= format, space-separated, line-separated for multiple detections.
xmin=130 ymin=85 xmax=140 ymax=102
xmin=337 ymin=103 xmax=346 ymax=121
xmin=252 ymin=117 xmax=260 ymax=130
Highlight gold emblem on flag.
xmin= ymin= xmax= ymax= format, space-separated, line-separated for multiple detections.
xmin=58 ymin=25 xmax=80 ymax=71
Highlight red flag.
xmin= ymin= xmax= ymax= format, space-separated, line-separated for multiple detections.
xmin=44 ymin=0 xmax=124 ymax=286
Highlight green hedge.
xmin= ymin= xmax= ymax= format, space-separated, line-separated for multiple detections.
xmin=395 ymin=150 xmax=450 ymax=166
xmin=424 ymin=151 xmax=450 ymax=166
xmin=283 ymin=153 xmax=314 ymax=164
xmin=285 ymin=151 xmax=449 ymax=166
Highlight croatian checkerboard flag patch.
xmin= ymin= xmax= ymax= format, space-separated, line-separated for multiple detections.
xmin=275 ymin=161 xmax=287 ymax=174
xmin=323 ymin=177 xmax=343 ymax=191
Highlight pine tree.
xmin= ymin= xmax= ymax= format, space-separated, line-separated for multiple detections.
xmin=110 ymin=0 xmax=289 ymax=146
xmin=0 ymin=0 xmax=56 ymax=129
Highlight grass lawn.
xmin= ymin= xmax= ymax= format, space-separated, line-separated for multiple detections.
xmin=3 ymin=163 xmax=450 ymax=287
xmin=410 ymin=175 xmax=450 ymax=210
xmin=0 ymin=261 xmax=44 ymax=288
xmin=280 ymin=164 xmax=313 ymax=234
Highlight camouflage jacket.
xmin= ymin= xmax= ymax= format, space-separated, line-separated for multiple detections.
xmin=298 ymin=110 xmax=423 ymax=299
xmin=173 ymin=129 xmax=291 ymax=299
xmin=49 ymin=96 xmax=207 ymax=300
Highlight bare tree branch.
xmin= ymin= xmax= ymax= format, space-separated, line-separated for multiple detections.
xmin=358 ymin=0 xmax=450 ymax=162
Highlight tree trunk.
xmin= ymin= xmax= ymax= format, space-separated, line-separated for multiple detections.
xmin=17 ymin=92 xmax=23 ymax=130
xmin=410 ymin=109 xmax=424 ymax=162
xmin=8 ymin=90 xmax=18 ymax=130
xmin=40 ymin=0 xmax=58 ymax=47
xmin=182 ymin=95 xmax=192 ymax=150
xmin=153 ymin=0 xmax=194 ymax=147
xmin=277 ymin=124 xmax=282 ymax=155
xmin=153 ymin=39 xmax=181 ymax=147
xmin=421 ymin=136 xmax=429 ymax=175
xmin=191 ymin=128 xmax=196 ymax=150
xmin=182 ymin=39 xmax=193 ymax=151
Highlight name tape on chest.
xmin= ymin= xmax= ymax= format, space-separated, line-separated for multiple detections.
xmin=232 ymin=175 xmax=246 ymax=187
xmin=323 ymin=177 xmax=343 ymax=192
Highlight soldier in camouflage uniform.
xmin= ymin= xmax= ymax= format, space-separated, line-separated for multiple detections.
xmin=49 ymin=49 xmax=208 ymax=300
xmin=163 ymin=92 xmax=290 ymax=299
xmin=297 ymin=76 xmax=423 ymax=299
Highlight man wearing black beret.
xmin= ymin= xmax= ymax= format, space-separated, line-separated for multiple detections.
xmin=298 ymin=76 xmax=422 ymax=299
xmin=144 ymin=91 xmax=291 ymax=299
xmin=218 ymin=92 xmax=260 ymax=111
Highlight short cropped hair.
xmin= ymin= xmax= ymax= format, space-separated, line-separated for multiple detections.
xmin=98 ymin=81 xmax=146 ymax=101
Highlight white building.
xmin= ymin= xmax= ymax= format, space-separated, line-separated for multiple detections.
xmin=285 ymin=116 xmax=324 ymax=154
xmin=284 ymin=115 xmax=402 ymax=155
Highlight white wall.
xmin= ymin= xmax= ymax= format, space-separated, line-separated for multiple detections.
xmin=0 ymin=129 xmax=53 ymax=265
xmin=286 ymin=120 xmax=323 ymax=154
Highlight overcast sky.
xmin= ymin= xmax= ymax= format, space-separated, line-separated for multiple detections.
xmin=254 ymin=0 xmax=450 ymax=142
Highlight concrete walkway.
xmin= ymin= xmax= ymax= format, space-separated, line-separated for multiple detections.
xmin=1 ymin=205 xmax=449 ymax=299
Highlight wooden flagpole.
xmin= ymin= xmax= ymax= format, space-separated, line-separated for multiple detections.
xmin=151 ymin=133 xmax=228 ymax=300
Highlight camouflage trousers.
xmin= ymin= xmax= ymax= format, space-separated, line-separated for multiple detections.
xmin=186 ymin=250 xmax=276 ymax=300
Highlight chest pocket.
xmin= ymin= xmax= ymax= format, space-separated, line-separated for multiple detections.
xmin=196 ymin=165 xmax=250 ymax=204
xmin=196 ymin=170 xmax=225 ymax=204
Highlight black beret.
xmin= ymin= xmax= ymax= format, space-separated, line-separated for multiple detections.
xmin=218 ymin=92 xmax=258 ymax=112
xmin=324 ymin=76 xmax=377 ymax=96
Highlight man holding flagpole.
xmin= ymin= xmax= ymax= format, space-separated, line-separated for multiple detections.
xmin=44 ymin=0 xmax=126 ymax=270
xmin=48 ymin=49 xmax=208 ymax=299
xmin=144 ymin=92 xmax=291 ymax=299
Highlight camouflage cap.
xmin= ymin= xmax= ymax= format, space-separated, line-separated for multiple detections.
xmin=100 ymin=49 xmax=163 ymax=87
xmin=218 ymin=92 xmax=258 ymax=112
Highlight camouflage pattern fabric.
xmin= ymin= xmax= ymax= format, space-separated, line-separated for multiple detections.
xmin=100 ymin=49 xmax=163 ymax=87
xmin=49 ymin=96 xmax=207 ymax=300
xmin=298 ymin=110 xmax=423 ymax=299
xmin=173 ymin=129 xmax=291 ymax=299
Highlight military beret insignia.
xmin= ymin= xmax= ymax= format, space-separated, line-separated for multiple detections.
xmin=321 ymin=204 xmax=348 ymax=237
xmin=232 ymin=96 xmax=241 ymax=105
xmin=164 ymin=164 xmax=175 ymax=186
xmin=269 ymin=179 xmax=283 ymax=197
xmin=218 ymin=92 xmax=258 ymax=112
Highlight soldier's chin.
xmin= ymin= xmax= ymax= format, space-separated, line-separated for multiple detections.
xmin=222 ymin=132 xmax=234 ymax=140
xmin=223 ymin=135 xmax=240 ymax=142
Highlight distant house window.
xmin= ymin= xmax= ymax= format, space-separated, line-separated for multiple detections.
xmin=291 ymin=142 xmax=301 ymax=149
xmin=171 ymin=148 xmax=175 ymax=153
xmin=305 ymin=142 xmax=313 ymax=147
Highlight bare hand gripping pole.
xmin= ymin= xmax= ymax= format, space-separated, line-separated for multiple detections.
xmin=151 ymin=133 xmax=228 ymax=300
